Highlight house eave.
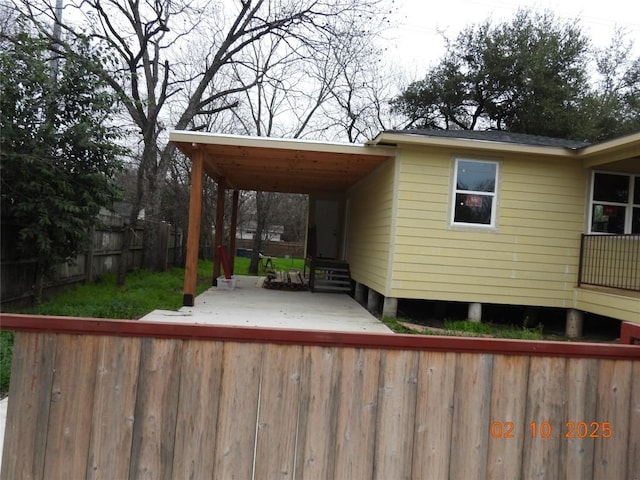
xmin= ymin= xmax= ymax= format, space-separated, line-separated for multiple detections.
xmin=577 ymin=131 xmax=640 ymax=170
xmin=170 ymin=130 xmax=396 ymax=158
xmin=366 ymin=131 xmax=574 ymax=157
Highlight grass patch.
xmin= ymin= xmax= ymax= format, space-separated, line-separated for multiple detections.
xmin=232 ymin=256 xmax=305 ymax=276
xmin=444 ymin=320 xmax=544 ymax=340
xmin=384 ymin=318 xmax=545 ymax=340
xmin=13 ymin=266 xmax=197 ymax=319
xmin=382 ymin=316 xmax=416 ymax=334
xmin=444 ymin=320 xmax=494 ymax=335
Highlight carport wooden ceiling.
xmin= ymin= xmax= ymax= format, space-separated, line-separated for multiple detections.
xmin=170 ymin=131 xmax=396 ymax=193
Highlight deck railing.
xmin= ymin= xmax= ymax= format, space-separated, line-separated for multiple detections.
xmin=579 ymin=233 xmax=640 ymax=292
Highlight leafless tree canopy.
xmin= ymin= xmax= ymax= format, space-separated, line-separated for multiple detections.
xmin=13 ymin=0 xmax=395 ymax=277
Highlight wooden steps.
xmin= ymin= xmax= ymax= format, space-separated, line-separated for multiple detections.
xmin=309 ymin=259 xmax=352 ymax=293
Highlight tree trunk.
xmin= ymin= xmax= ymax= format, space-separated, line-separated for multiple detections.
xmin=33 ymin=261 xmax=46 ymax=305
xmin=116 ymin=155 xmax=146 ymax=286
xmin=142 ymin=183 xmax=164 ymax=271
xmin=249 ymin=191 xmax=267 ymax=274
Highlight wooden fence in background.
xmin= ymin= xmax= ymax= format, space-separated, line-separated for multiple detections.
xmin=0 ymin=212 xmax=183 ymax=305
xmin=1 ymin=314 xmax=639 ymax=480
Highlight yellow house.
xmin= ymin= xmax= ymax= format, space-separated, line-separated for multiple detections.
xmin=171 ymin=129 xmax=640 ymax=334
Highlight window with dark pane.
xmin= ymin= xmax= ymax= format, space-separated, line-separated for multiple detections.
xmin=456 ymin=161 xmax=496 ymax=192
xmin=593 ymin=173 xmax=629 ymax=203
xmin=453 ymin=159 xmax=498 ymax=226
xmin=591 ymin=205 xmax=626 ymax=234
xmin=590 ymin=172 xmax=638 ymax=234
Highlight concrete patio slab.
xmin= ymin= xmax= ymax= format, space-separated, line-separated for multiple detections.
xmin=141 ymin=276 xmax=391 ymax=333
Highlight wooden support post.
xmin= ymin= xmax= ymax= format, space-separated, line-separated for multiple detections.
xmin=183 ymin=149 xmax=204 ymax=306
xmin=212 ymin=178 xmax=226 ymax=286
xmin=228 ymin=190 xmax=240 ymax=275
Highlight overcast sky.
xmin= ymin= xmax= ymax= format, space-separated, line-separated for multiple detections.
xmin=385 ymin=0 xmax=640 ymax=75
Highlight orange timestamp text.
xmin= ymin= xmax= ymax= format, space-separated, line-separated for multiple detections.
xmin=490 ymin=421 xmax=613 ymax=439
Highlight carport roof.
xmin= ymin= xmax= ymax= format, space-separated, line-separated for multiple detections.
xmin=170 ymin=131 xmax=396 ymax=193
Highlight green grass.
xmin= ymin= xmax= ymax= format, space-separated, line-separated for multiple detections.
xmin=381 ymin=316 xmax=416 ymax=334
xmin=444 ymin=320 xmax=495 ymax=335
xmin=13 ymin=266 xmax=201 ymax=319
xmin=444 ymin=320 xmax=545 ymax=340
xmin=383 ymin=317 xmax=545 ymax=340
xmin=232 ymin=256 xmax=305 ymax=276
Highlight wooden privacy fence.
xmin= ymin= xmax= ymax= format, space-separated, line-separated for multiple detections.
xmin=1 ymin=314 xmax=639 ymax=480
xmin=1 ymin=213 xmax=183 ymax=305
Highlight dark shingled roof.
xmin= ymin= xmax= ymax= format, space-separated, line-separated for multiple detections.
xmin=386 ymin=129 xmax=591 ymax=150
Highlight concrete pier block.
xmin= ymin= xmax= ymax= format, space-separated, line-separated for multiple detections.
xmin=367 ymin=289 xmax=380 ymax=313
xmin=354 ymin=282 xmax=367 ymax=305
xmin=382 ymin=297 xmax=398 ymax=318
xmin=468 ymin=303 xmax=482 ymax=322
xmin=566 ymin=309 xmax=583 ymax=338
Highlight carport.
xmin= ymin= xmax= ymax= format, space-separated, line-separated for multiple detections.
xmin=169 ymin=131 xmax=395 ymax=306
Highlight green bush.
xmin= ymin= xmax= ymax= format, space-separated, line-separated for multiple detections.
xmin=0 ymin=330 xmax=14 ymax=396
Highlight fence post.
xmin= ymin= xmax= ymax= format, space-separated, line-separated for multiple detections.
xmin=86 ymin=225 xmax=96 ymax=282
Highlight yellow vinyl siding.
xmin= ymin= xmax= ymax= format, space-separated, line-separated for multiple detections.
xmin=391 ymin=146 xmax=587 ymax=307
xmin=574 ymin=288 xmax=640 ymax=323
xmin=346 ymin=159 xmax=396 ymax=294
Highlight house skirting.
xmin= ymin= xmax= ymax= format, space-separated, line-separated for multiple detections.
xmin=573 ymin=287 xmax=640 ymax=324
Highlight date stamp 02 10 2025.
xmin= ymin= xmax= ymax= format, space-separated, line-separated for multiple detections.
xmin=490 ymin=421 xmax=613 ymax=440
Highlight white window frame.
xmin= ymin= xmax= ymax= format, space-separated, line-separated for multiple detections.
xmin=588 ymin=171 xmax=639 ymax=234
xmin=450 ymin=158 xmax=499 ymax=228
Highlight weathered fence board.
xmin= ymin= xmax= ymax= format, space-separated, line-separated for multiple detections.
xmin=295 ymin=346 xmax=341 ymax=480
xmin=411 ymin=351 xmax=456 ymax=478
xmin=561 ymin=358 xmax=599 ymax=480
xmin=43 ymin=334 xmax=100 ymax=479
xmin=254 ymin=344 xmax=303 ymax=478
xmin=129 ymin=338 xmax=182 ymax=480
xmin=450 ymin=353 xmax=494 ymax=479
xmin=172 ymin=340 xmax=223 ymax=480
xmin=524 ymin=356 xmax=567 ymax=479
xmin=333 ymin=347 xmax=380 ymax=479
xmin=1 ymin=315 xmax=640 ymax=480
xmin=593 ymin=360 xmax=633 ymax=480
xmin=2 ymin=332 xmax=56 ymax=479
xmin=486 ymin=354 xmax=529 ymax=479
xmin=374 ymin=349 xmax=418 ymax=480
xmin=87 ymin=335 xmax=142 ymax=480
xmin=213 ymin=342 xmax=263 ymax=479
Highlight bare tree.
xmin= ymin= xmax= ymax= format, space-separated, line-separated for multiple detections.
xmin=0 ymin=0 xmax=18 ymax=37
xmin=16 ymin=0 xmax=389 ymax=283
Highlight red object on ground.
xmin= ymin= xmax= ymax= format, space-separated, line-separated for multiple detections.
xmin=217 ymin=245 xmax=232 ymax=279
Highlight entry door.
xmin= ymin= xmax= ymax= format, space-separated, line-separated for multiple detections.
xmin=315 ymin=200 xmax=340 ymax=259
